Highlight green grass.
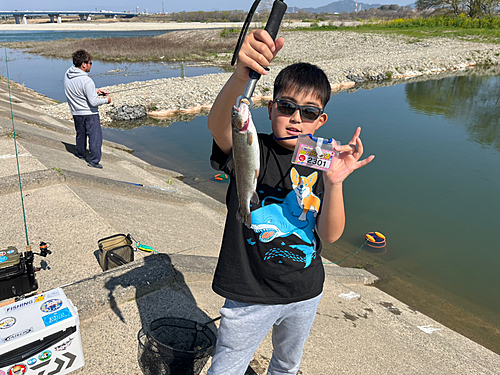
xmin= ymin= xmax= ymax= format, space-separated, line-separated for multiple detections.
xmin=52 ymin=167 xmax=63 ymax=175
xmin=293 ymin=16 xmax=500 ymax=44
xmin=219 ymin=27 xmax=239 ymax=37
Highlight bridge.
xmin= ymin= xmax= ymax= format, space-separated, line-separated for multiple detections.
xmin=0 ymin=11 xmax=138 ymax=24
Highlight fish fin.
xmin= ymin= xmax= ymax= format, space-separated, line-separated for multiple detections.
xmin=251 ymin=191 xmax=259 ymax=205
xmin=227 ymin=158 xmax=235 ymax=173
xmin=245 ymin=215 xmax=252 ymax=229
xmin=247 ymin=132 xmax=254 ymax=146
xmin=236 ymin=210 xmax=252 ymax=229
xmin=236 ymin=210 xmax=243 ymax=224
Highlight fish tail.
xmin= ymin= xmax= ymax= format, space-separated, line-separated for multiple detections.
xmin=236 ymin=209 xmax=252 ymax=229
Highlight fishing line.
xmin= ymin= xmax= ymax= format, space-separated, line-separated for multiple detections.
xmin=323 ymin=240 xmax=367 ymax=265
xmin=103 ymin=81 xmax=172 ymax=95
xmin=97 ymin=63 xmax=202 ymax=96
xmin=3 ymin=43 xmax=30 ymax=248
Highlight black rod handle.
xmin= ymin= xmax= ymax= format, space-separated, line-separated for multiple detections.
xmin=264 ymin=0 xmax=288 ymax=40
xmin=246 ymin=0 xmax=287 ymax=91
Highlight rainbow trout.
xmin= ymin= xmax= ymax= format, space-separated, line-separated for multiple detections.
xmin=231 ymin=100 xmax=260 ymax=228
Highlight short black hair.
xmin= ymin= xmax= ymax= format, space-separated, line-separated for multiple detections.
xmin=273 ymin=63 xmax=331 ymax=108
xmin=72 ymin=50 xmax=92 ymax=67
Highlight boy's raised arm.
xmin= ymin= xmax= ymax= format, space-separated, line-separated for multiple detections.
xmin=317 ymin=127 xmax=375 ymax=243
xmin=207 ymin=30 xmax=284 ymax=155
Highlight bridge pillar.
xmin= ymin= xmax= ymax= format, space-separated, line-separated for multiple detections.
xmin=49 ymin=14 xmax=55 ymax=23
xmin=14 ymin=15 xmax=21 ymax=24
xmin=79 ymin=14 xmax=85 ymax=21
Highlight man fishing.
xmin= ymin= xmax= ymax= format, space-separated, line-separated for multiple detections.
xmin=64 ymin=49 xmax=111 ymax=169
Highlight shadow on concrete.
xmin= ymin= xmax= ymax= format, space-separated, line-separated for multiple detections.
xmin=62 ymin=141 xmax=89 ymax=159
xmin=62 ymin=141 xmax=78 ymax=156
xmin=102 ymin=253 xmax=217 ymax=375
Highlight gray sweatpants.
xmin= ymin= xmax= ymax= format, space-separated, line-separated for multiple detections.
xmin=207 ymin=293 xmax=323 ymax=375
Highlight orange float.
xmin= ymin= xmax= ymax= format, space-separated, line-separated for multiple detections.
xmin=365 ymin=231 xmax=386 ymax=248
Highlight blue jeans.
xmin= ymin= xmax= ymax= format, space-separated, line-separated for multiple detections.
xmin=73 ymin=114 xmax=102 ymax=164
xmin=207 ymin=293 xmax=323 ymax=375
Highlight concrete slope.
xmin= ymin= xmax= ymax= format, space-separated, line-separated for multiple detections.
xmin=1 ymin=78 xmax=499 ymax=375
xmin=61 ymin=254 xmax=500 ymax=375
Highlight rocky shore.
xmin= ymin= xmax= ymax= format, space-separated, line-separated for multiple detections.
xmin=38 ymin=30 xmax=500 ymax=123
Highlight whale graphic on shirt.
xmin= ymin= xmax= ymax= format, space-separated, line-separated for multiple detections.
xmin=250 ymin=168 xmax=321 ymax=267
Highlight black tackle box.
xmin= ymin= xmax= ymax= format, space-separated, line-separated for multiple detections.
xmin=0 ymin=246 xmax=36 ymax=301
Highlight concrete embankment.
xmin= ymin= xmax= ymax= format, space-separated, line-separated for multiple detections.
xmin=1 ymin=77 xmax=500 ymax=374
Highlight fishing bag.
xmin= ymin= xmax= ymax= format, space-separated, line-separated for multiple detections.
xmin=98 ymin=234 xmax=134 ymax=271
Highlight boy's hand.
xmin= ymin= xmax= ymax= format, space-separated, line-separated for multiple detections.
xmin=325 ymin=127 xmax=374 ymax=185
xmin=235 ymin=29 xmax=285 ymax=82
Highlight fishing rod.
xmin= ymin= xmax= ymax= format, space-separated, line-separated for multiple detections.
xmin=1 ymin=44 xmax=53 ymax=301
xmin=232 ymin=0 xmax=288 ymax=109
xmin=3 ymin=45 xmax=30 ymax=250
xmin=97 ymin=81 xmax=163 ymax=95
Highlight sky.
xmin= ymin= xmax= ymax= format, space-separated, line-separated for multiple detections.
xmin=2 ymin=0 xmax=413 ymax=14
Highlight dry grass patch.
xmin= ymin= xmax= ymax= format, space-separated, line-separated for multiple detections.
xmin=6 ymin=29 xmax=239 ymax=62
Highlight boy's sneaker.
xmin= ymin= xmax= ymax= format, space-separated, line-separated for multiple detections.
xmin=87 ymin=161 xmax=103 ymax=169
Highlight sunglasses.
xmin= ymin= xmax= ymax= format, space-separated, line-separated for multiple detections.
xmin=274 ymin=99 xmax=324 ymax=121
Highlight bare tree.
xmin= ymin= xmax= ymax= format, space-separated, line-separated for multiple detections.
xmin=481 ymin=0 xmax=500 ymax=15
xmin=416 ymin=0 xmax=500 ymax=17
xmin=258 ymin=0 xmax=274 ymax=14
xmin=416 ymin=0 xmax=463 ymax=15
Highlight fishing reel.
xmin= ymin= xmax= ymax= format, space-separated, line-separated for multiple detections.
xmin=232 ymin=0 xmax=287 ymax=108
xmin=35 ymin=241 xmax=52 ymax=257
xmin=0 ymin=241 xmax=52 ymax=302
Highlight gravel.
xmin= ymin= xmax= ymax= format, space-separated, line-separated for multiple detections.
xmin=38 ymin=30 xmax=500 ymax=124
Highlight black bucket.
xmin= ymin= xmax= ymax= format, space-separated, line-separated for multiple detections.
xmin=138 ymin=317 xmax=217 ymax=375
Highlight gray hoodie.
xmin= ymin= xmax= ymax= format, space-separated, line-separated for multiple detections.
xmin=64 ymin=66 xmax=108 ymax=116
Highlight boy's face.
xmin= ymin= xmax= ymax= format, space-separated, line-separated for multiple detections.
xmin=268 ymin=90 xmax=328 ymax=150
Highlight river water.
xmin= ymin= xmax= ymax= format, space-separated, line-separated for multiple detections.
xmin=0 ymin=30 xmax=227 ymax=102
xmin=2 ymin=30 xmax=499 ymax=352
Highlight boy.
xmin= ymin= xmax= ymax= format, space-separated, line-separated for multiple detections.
xmin=207 ymin=30 xmax=374 ymax=375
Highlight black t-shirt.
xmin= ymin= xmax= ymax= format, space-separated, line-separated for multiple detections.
xmin=210 ymin=133 xmax=325 ymax=304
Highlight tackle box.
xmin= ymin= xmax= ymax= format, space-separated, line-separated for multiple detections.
xmin=0 ymin=247 xmax=35 ymax=301
xmin=0 ymin=287 xmax=85 ymax=374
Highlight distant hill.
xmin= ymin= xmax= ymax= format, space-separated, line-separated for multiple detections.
xmin=300 ymin=0 xmax=387 ymax=13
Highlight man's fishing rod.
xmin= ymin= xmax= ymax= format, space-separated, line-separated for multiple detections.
xmin=232 ymin=0 xmax=288 ymax=108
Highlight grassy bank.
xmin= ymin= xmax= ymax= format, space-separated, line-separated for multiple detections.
xmin=6 ymin=29 xmax=239 ymax=62
xmin=6 ymin=19 xmax=500 ymax=64
xmin=292 ymin=15 xmax=500 ymax=43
